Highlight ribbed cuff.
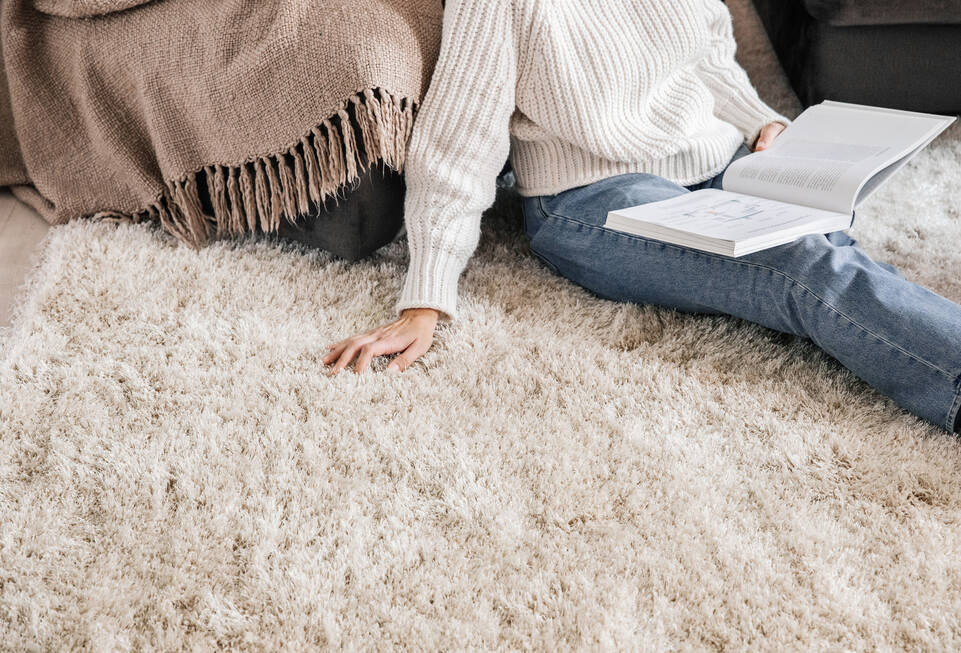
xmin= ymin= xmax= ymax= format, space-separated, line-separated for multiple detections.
xmin=395 ymin=244 xmax=465 ymax=322
xmin=718 ymin=91 xmax=792 ymax=147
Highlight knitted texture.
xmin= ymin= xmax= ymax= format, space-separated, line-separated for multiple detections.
xmin=32 ymin=0 xmax=153 ymax=17
xmin=396 ymin=0 xmax=790 ymax=321
xmin=0 ymin=0 xmax=443 ymax=246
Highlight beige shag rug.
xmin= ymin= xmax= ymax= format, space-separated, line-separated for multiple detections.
xmin=3 ymin=1 xmax=961 ymax=649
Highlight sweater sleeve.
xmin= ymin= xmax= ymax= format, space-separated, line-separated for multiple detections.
xmin=696 ymin=0 xmax=792 ymax=146
xmin=395 ymin=0 xmax=517 ymax=322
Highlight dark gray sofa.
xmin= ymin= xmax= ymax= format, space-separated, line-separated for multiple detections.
xmin=751 ymin=0 xmax=961 ymax=112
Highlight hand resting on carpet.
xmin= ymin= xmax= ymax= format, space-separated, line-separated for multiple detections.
xmin=323 ymin=308 xmax=441 ymax=374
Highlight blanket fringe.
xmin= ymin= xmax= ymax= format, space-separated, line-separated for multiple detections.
xmin=89 ymin=87 xmax=416 ymax=248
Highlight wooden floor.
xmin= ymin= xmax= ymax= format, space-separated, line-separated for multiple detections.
xmin=0 ymin=190 xmax=51 ymax=327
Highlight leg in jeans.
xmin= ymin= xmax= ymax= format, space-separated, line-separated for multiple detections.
xmin=522 ymin=146 xmax=961 ymax=433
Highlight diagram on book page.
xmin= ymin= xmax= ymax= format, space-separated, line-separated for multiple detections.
xmin=611 ymin=189 xmax=846 ymax=241
xmin=679 ymin=196 xmax=765 ymax=223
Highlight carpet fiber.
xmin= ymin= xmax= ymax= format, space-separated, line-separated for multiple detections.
xmin=3 ymin=1 xmax=961 ymax=649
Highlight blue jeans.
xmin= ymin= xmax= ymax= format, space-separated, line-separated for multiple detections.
xmin=521 ymin=145 xmax=961 ymax=433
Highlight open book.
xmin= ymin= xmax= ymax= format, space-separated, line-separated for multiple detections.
xmin=604 ymin=101 xmax=956 ymax=257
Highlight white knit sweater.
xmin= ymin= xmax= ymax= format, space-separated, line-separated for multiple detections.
xmin=396 ymin=0 xmax=790 ymax=321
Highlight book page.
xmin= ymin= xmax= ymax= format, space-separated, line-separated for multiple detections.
xmin=608 ymin=189 xmax=848 ymax=242
xmin=722 ymin=102 xmax=955 ymax=213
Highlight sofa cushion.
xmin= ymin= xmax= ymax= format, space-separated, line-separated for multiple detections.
xmin=802 ymin=0 xmax=961 ymax=26
xmin=753 ymin=0 xmax=961 ymax=113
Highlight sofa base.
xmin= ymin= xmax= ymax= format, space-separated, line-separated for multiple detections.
xmin=752 ymin=0 xmax=961 ymax=113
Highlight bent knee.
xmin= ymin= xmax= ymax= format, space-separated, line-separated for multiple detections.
xmin=283 ymin=216 xmax=402 ymax=261
xmin=277 ymin=168 xmax=406 ymax=261
xmin=753 ymin=233 xmax=894 ymax=304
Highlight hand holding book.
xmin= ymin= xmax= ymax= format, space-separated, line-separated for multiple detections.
xmin=752 ymin=121 xmax=787 ymax=153
xmin=604 ymin=101 xmax=957 ymax=257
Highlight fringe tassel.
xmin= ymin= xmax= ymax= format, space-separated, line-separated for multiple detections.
xmin=157 ymin=187 xmax=191 ymax=245
xmin=172 ymin=175 xmax=211 ymax=245
xmin=338 ymin=108 xmax=360 ymax=183
xmin=324 ymin=118 xmax=344 ymax=202
xmin=82 ymin=87 xmax=417 ymax=248
xmin=276 ymin=153 xmax=299 ymax=225
xmin=311 ymin=127 xmax=334 ymax=199
xmin=263 ymin=157 xmax=284 ymax=231
xmin=226 ymin=166 xmax=245 ymax=236
xmin=209 ymin=165 xmax=230 ymax=238
xmin=239 ymin=163 xmax=258 ymax=234
xmin=363 ymin=88 xmax=387 ymax=165
xmin=350 ymin=95 xmax=376 ymax=167
xmin=380 ymin=92 xmax=398 ymax=169
xmin=290 ymin=145 xmax=310 ymax=215
xmin=399 ymin=95 xmax=414 ymax=169
xmin=301 ymin=135 xmax=323 ymax=208
xmin=253 ymin=159 xmax=272 ymax=233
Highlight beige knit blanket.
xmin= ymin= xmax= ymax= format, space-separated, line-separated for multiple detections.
xmin=0 ymin=0 xmax=442 ymax=247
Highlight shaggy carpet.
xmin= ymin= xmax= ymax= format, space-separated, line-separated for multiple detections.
xmin=3 ymin=1 xmax=961 ymax=650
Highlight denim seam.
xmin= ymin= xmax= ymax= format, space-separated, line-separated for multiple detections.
xmin=947 ymin=378 xmax=961 ymax=432
xmin=538 ymin=203 xmax=958 ymax=382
